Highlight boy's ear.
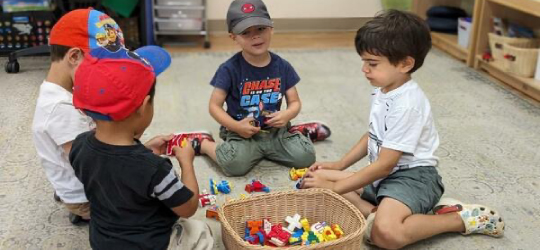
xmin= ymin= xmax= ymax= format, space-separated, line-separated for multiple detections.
xmin=400 ymin=56 xmax=415 ymax=73
xmin=66 ymin=48 xmax=84 ymax=66
xmin=229 ymin=33 xmax=236 ymax=41
xmin=136 ymin=95 xmax=152 ymax=115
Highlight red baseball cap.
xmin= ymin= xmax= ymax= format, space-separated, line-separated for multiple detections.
xmin=49 ymin=8 xmax=124 ymax=52
xmin=73 ymin=46 xmax=171 ymax=121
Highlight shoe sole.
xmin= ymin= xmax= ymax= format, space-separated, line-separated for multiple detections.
xmin=433 ymin=197 xmax=463 ymax=214
xmin=173 ymin=130 xmax=213 ymax=137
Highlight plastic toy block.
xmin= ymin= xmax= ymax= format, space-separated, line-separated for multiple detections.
xmin=255 ymin=232 xmax=265 ymax=246
xmin=295 ymin=175 xmax=306 ymax=189
xmin=205 ymin=205 xmax=219 ymax=220
xmin=284 ymin=214 xmax=302 ymax=233
xmin=289 ymin=229 xmax=304 ymax=245
xmin=210 ymin=178 xmax=232 ymax=194
xmin=323 ymin=225 xmax=337 ymax=241
xmin=247 ymin=220 xmax=263 ymax=235
xmin=267 ymin=224 xmax=291 ymax=247
xmin=245 ymin=180 xmax=270 ymax=193
xmin=300 ymin=218 xmax=310 ymax=232
xmin=289 ymin=167 xmax=307 ymax=181
xmin=263 ymin=219 xmax=272 ymax=235
xmin=331 ymin=224 xmax=344 ymax=238
xmin=306 ymin=231 xmax=320 ymax=244
xmin=198 ymin=189 xmax=217 ymax=207
xmin=311 ymin=222 xmax=326 ymax=234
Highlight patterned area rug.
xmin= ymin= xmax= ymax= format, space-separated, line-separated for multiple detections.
xmin=1 ymin=48 xmax=539 ymax=249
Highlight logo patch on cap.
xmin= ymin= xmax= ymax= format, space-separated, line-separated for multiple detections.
xmin=242 ymin=3 xmax=255 ymax=13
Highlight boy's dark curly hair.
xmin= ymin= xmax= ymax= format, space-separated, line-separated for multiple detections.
xmin=355 ymin=10 xmax=432 ymax=73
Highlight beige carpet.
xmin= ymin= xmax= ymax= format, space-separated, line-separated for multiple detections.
xmin=1 ymin=48 xmax=539 ymax=249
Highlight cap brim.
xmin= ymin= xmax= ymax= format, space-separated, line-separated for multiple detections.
xmin=231 ymin=17 xmax=273 ymax=34
xmin=134 ymin=45 xmax=172 ymax=76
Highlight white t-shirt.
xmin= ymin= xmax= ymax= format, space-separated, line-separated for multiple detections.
xmin=368 ymin=80 xmax=439 ymax=185
xmin=32 ymin=81 xmax=95 ymax=203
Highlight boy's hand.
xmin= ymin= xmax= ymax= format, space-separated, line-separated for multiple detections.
xmin=308 ymin=161 xmax=344 ymax=172
xmin=301 ymin=171 xmax=336 ymax=191
xmin=234 ymin=117 xmax=261 ymax=138
xmin=173 ymin=142 xmax=195 ymax=168
xmin=145 ymin=134 xmax=174 ymax=155
xmin=265 ymin=111 xmax=291 ymax=128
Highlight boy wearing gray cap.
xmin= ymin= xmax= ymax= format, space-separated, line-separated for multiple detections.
xmin=197 ymin=0 xmax=331 ymax=176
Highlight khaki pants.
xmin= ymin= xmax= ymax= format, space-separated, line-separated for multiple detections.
xmin=63 ymin=202 xmax=91 ymax=219
xmin=168 ymin=218 xmax=214 ymax=250
xmin=216 ymin=125 xmax=316 ymax=176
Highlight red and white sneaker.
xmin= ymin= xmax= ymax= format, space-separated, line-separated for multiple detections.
xmin=166 ymin=131 xmax=214 ymax=156
xmin=289 ymin=121 xmax=331 ymax=142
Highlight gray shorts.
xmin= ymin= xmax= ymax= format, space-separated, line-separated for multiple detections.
xmin=215 ymin=125 xmax=316 ymax=176
xmin=361 ymin=166 xmax=444 ymax=214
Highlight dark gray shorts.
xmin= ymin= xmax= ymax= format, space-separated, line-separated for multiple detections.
xmin=361 ymin=166 xmax=445 ymax=214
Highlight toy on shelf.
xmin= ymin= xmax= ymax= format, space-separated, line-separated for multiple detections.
xmin=206 ymin=205 xmax=219 ymax=221
xmin=245 ymin=179 xmax=270 ymax=193
xmin=210 ymin=178 xmax=232 ymax=194
xmin=289 ymin=168 xmax=307 ymax=181
xmin=198 ymin=189 xmax=216 ymax=207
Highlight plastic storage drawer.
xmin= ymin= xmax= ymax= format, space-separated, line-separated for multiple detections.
xmin=156 ymin=0 xmax=203 ymax=6
xmin=155 ymin=19 xmax=203 ymax=31
xmin=155 ymin=8 xmax=204 ymax=19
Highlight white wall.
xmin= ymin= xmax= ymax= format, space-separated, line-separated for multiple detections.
xmin=206 ymin=0 xmax=383 ymax=20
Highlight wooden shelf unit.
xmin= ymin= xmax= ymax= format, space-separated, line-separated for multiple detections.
xmin=473 ymin=0 xmax=540 ymax=101
xmin=413 ymin=0 xmax=482 ymax=66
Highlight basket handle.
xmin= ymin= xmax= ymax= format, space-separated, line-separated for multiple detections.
xmin=503 ymin=54 xmax=516 ymax=61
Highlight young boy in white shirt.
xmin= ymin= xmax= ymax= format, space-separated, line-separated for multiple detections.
xmin=32 ymin=9 xmax=127 ymax=223
xmin=302 ymin=10 xmax=505 ymax=249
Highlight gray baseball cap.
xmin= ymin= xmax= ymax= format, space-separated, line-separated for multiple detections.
xmin=226 ymin=0 xmax=273 ymax=34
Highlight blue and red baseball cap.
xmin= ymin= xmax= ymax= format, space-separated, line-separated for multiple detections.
xmin=49 ymin=8 xmax=124 ymax=52
xmin=73 ymin=46 xmax=172 ymax=121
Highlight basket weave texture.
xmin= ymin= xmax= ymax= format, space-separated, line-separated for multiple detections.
xmin=503 ymin=41 xmax=540 ymax=77
xmin=488 ymin=33 xmax=538 ymax=61
xmin=219 ymin=189 xmax=366 ymax=250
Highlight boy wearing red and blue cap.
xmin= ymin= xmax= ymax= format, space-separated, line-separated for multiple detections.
xmin=32 ymin=8 xmax=126 ymax=224
xmin=70 ymin=46 xmax=213 ymax=250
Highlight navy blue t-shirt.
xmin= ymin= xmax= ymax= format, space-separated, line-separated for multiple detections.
xmin=210 ymin=52 xmax=300 ymax=129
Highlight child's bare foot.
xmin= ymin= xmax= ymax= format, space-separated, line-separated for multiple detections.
xmin=434 ymin=198 xmax=505 ymax=237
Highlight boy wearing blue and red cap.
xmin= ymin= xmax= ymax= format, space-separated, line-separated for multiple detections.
xmin=69 ymin=46 xmax=213 ymax=250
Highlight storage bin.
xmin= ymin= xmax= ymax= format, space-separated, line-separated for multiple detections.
xmin=488 ymin=33 xmax=537 ymax=61
xmin=219 ymin=189 xmax=366 ymax=250
xmin=155 ymin=8 xmax=204 ymax=19
xmin=155 ymin=19 xmax=203 ymax=31
xmin=458 ymin=17 xmax=472 ymax=49
xmin=503 ymin=41 xmax=540 ymax=77
xmin=156 ymin=0 xmax=203 ymax=6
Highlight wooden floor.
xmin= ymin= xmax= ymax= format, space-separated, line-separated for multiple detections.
xmin=163 ymin=32 xmax=357 ymax=53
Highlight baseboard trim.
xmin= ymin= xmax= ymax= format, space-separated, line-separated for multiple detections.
xmin=207 ymin=18 xmax=370 ymax=33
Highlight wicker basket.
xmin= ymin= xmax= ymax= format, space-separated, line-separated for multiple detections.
xmin=488 ymin=33 xmax=538 ymax=61
xmin=503 ymin=41 xmax=540 ymax=77
xmin=219 ymin=189 xmax=366 ymax=250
